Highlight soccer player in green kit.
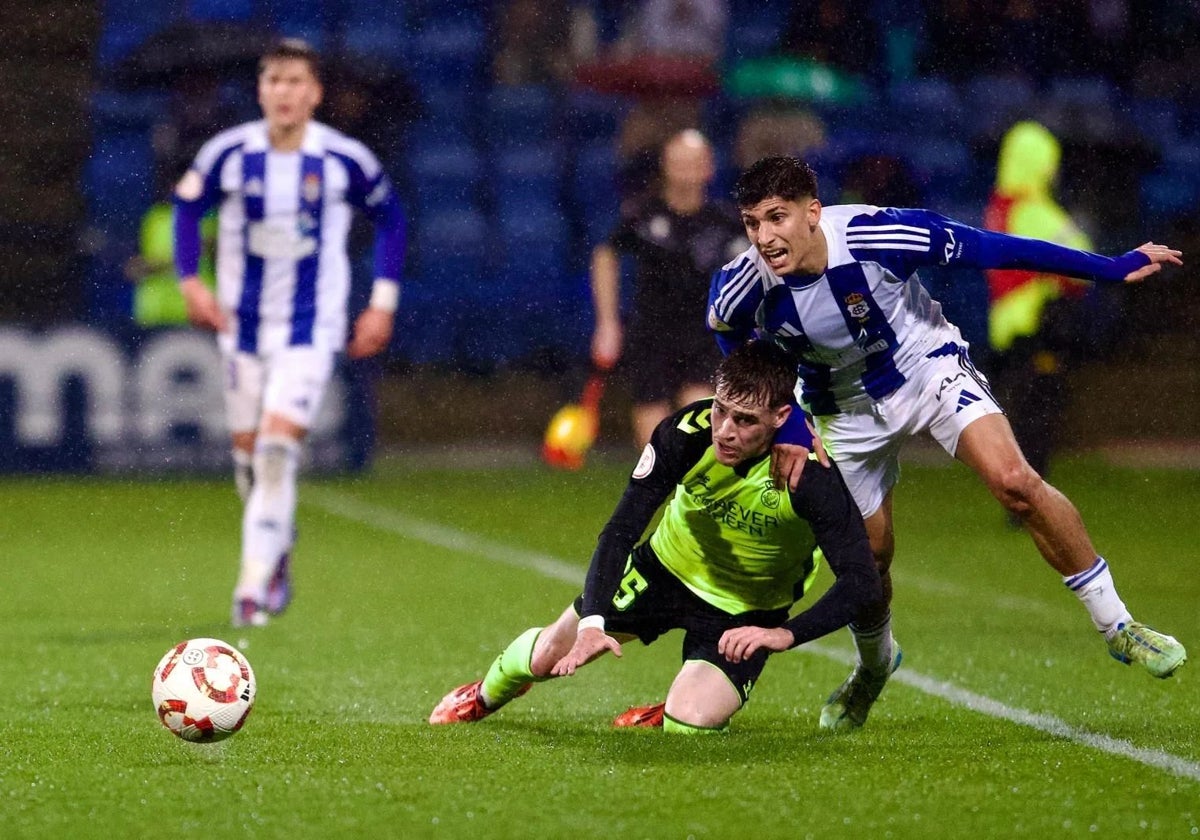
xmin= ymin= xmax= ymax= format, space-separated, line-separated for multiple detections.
xmin=429 ymin=341 xmax=885 ymax=734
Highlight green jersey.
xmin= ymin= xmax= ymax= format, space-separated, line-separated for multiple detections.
xmin=580 ymin=398 xmax=877 ymax=648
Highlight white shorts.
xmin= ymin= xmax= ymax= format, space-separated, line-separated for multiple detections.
xmin=222 ymin=346 xmax=336 ymax=434
xmin=812 ymin=343 xmax=1002 ymax=518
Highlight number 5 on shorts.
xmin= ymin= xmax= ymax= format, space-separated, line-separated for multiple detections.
xmin=612 ymin=557 xmax=648 ymax=611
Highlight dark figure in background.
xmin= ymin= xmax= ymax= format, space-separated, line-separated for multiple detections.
xmin=590 ymin=129 xmax=748 ymax=448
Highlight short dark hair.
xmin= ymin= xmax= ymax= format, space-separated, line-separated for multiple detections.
xmin=714 ymin=340 xmax=797 ymax=410
xmin=259 ymin=38 xmax=321 ymax=81
xmin=735 ymin=156 xmax=819 ymax=208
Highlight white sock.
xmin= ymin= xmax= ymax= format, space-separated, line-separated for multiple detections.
xmin=850 ymin=612 xmax=894 ymax=674
xmin=234 ymin=435 xmax=300 ymax=603
xmin=232 ymin=448 xmax=254 ymax=503
xmin=1063 ymin=557 xmax=1132 ymax=638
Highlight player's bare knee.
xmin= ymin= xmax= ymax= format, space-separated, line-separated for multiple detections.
xmin=991 ymin=461 xmax=1042 ymax=514
xmin=663 ymin=695 xmax=733 ymax=729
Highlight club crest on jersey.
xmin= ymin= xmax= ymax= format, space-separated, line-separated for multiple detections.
xmin=759 ymin=483 xmax=781 ymax=510
xmin=845 ymin=292 xmax=870 ymax=320
xmin=244 ymin=177 xmax=264 ymax=197
xmin=303 ymin=173 xmax=322 ymax=203
xmin=307 ymin=171 xmax=326 ymax=202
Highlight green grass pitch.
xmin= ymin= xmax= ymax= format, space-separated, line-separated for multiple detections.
xmin=1 ymin=452 xmax=1197 ymax=838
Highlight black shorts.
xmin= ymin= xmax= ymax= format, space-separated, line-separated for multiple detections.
xmin=623 ymin=322 xmax=722 ymax=404
xmin=573 ymin=544 xmax=789 ymax=704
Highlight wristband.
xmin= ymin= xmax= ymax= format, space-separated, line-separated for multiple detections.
xmin=577 ymin=615 xmax=606 ymax=632
xmin=369 ymin=279 xmax=400 ymax=312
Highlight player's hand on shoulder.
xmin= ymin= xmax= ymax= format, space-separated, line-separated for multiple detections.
xmin=347 ymin=307 xmax=395 ymax=359
xmin=718 ymin=626 xmax=794 ymax=663
xmin=179 ymin=276 xmax=227 ymax=332
xmin=550 ymin=626 xmax=622 ymax=676
xmin=1126 ymin=242 xmax=1183 ymax=282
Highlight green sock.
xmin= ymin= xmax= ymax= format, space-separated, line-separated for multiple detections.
xmin=480 ymin=627 xmax=543 ymax=709
xmin=663 ymin=713 xmax=729 ymax=735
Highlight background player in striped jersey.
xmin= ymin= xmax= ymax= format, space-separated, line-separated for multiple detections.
xmin=173 ymin=39 xmax=406 ymax=627
xmin=430 ymin=340 xmax=882 ymax=734
xmin=708 ymin=156 xmax=1185 ymax=729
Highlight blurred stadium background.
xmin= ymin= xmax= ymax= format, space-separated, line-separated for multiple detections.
xmin=2 ymin=0 xmax=1199 ymax=473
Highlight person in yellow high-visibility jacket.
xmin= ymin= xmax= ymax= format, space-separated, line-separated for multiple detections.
xmin=984 ymin=121 xmax=1090 ymax=481
xmin=125 ymin=200 xmax=217 ymax=326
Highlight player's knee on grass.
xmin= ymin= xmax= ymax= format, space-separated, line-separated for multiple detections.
xmin=664 ymin=661 xmax=742 ymax=730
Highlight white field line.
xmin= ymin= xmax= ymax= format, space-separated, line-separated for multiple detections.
xmin=304 ymin=487 xmax=1200 ymax=782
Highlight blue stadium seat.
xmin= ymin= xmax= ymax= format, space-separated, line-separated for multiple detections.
xmin=407 ymin=136 xmax=484 ymax=210
xmin=887 ymin=76 xmax=963 ymax=132
xmin=492 ymin=145 xmax=565 ymax=217
xmin=1048 ymin=75 xmax=1119 ymax=110
xmin=963 ymin=74 xmax=1037 ymax=137
xmin=414 ymin=207 xmax=489 ymax=269
xmin=84 ymin=131 xmax=155 ymax=232
xmin=486 ymin=86 xmax=559 ymax=146
xmin=571 ymin=141 xmax=620 ymax=246
xmin=1141 ymin=171 xmax=1200 ymax=224
xmin=188 ymin=0 xmax=253 ymax=22
xmin=564 ymin=89 xmax=629 ymax=143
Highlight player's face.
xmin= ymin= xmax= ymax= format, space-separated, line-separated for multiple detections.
xmin=740 ymin=196 xmax=824 ymax=276
xmin=258 ymin=58 xmax=322 ymax=132
xmin=710 ymin=390 xmax=790 ymax=466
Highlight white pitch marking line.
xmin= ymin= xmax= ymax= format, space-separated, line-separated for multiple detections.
xmin=306 ymin=488 xmax=1200 ymax=782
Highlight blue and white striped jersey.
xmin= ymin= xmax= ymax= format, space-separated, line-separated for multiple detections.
xmin=708 ymin=205 xmax=1148 ymax=415
xmin=174 ymin=120 xmax=405 ymax=355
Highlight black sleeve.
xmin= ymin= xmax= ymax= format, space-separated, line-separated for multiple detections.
xmin=579 ymin=402 xmax=711 ymax=619
xmin=781 ymin=461 xmax=883 ymax=647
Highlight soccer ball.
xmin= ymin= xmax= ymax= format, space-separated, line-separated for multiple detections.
xmin=152 ymin=638 xmax=256 ymax=742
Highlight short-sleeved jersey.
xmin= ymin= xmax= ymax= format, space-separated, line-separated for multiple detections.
xmin=581 ymin=399 xmax=877 ymax=646
xmin=176 ymin=119 xmax=403 ymax=356
xmin=609 ymin=196 xmax=748 ymax=331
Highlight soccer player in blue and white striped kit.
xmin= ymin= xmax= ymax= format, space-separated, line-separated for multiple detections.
xmin=173 ymin=39 xmax=406 ymax=627
xmin=708 ymin=156 xmax=1186 ymax=729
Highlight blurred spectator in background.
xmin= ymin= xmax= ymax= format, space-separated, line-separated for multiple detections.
xmin=779 ymin=0 xmax=881 ymax=80
xmin=838 ymin=153 xmax=922 ymax=207
xmin=125 ymin=185 xmax=216 ymax=326
xmin=576 ymin=0 xmax=728 ymax=199
xmin=984 ymin=121 xmax=1092 ymax=484
xmin=733 ymin=107 xmax=826 ymax=171
xmin=492 ymin=0 xmax=584 ymax=86
xmin=590 ymin=129 xmax=747 ymax=448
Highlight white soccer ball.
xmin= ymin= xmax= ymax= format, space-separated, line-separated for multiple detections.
xmin=152 ymin=638 xmax=256 ymax=742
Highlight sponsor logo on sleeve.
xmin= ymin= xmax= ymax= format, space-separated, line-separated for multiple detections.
xmin=632 ymin=444 xmax=656 ymax=479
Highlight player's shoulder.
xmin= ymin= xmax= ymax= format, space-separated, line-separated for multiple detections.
xmin=193 ymin=121 xmax=259 ymax=168
xmin=313 ymin=121 xmax=380 ymax=170
xmin=646 ymin=396 xmax=715 ymax=468
xmin=715 ymin=241 xmax=764 ymax=277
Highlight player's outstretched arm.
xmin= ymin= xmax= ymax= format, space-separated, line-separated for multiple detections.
xmin=1124 ymin=242 xmax=1183 ymax=282
xmin=179 ymin=276 xmax=226 ymax=332
xmin=550 ymin=626 xmax=622 ymax=676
